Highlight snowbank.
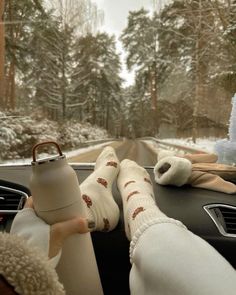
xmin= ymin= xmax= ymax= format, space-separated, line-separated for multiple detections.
xmin=158 ymin=137 xmax=217 ymax=153
xmin=144 ymin=137 xmax=218 ymax=156
xmin=0 ymin=112 xmax=109 ymax=161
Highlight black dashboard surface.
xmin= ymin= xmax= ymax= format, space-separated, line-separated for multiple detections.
xmin=0 ymin=164 xmax=236 ymax=295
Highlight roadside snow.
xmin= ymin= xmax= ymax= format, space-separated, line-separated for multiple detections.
xmin=159 ymin=138 xmax=218 ymax=153
xmin=66 ymin=141 xmax=113 ymax=159
xmin=0 ymin=111 xmax=109 ymax=161
xmin=144 ymin=137 xmax=219 ymax=155
xmin=1 ymin=136 xmax=222 ymax=166
xmin=1 ymin=141 xmax=113 ymax=165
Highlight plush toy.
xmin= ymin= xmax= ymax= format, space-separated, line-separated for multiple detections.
xmin=154 ymin=151 xmax=236 ymax=194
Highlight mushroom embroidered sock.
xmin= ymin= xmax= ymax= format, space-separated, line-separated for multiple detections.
xmin=117 ymin=159 xmax=166 ymax=240
xmin=80 ymin=146 xmax=120 ymax=232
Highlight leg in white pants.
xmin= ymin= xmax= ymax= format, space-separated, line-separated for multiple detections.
xmin=130 ymin=221 xmax=236 ymax=295
xmin=117 ymin=159 xmax=236 ymax=295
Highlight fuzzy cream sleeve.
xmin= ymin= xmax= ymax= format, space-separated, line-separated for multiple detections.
xmin=10 ymin=208 xmax=61 ymax=267
xmin=0 ymin=232 xmax=65 ymax=295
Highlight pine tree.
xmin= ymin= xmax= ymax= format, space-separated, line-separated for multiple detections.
xmin=3 ymin=0 xmax=49 ymax=110
xmin=31 ymin=19 xmax=74 ymax=121
xmin=72 ymin=32 xmax=122 ymax=132
xmin=157 ymin=0 xmax=226 ymax=140
xmin=31 ymin=0 xmax=103 ymax=121
xmin=209 ymin=0 xmax=236 ymax=95
xmin=3 ymin=0 xmax=102 ymax=119
xmin=120 ymin=8 xmax=160 ymax=133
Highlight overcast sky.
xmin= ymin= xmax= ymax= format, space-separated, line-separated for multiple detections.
xmin=93 ymin=0 xmax=158 ymax=86
xmin=94 ymin=0 xmax=153 ymax=34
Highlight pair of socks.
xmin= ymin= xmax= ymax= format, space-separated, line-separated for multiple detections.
xmin=82 ymin=146 xmax=166 ymax=241
xmin=11 ymin=146 xmax=163 ymax=266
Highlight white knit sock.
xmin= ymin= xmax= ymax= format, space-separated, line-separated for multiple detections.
xmin=117 ymin=159 xmax=166 ymax=240
xmin=80 ymin=146 xmax=120 ymax=232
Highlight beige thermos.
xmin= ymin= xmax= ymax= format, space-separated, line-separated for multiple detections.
xmin=30 ymin=142 xmax=103 ymax=295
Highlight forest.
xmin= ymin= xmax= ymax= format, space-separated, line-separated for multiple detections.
xmin=0 ymin=0 xmax=236 ymax=160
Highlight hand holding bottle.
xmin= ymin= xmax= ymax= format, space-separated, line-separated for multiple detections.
xmin=23 ymin=197 xmax=95 ymax=259
xmin=11 ymin=196 xmax=95 ymax=268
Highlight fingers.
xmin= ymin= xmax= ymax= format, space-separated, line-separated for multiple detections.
xmin=54 ymin=217 xmax=94 ymax=238
xmin=49 ymin=217 xmax=95 ymax=258
xmin=23 ymin=197 xmax=95 ymax=259
xmin=23 ymin=196 xmax=34 ymax=209
xmin=21 ymin=196 xmax=95 ymax=260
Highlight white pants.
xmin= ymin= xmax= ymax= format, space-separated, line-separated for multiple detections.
xmin=11 ymin=210 xmax=236 ymax=294
xmin=130 ymin=221 xmax=236 ymax=295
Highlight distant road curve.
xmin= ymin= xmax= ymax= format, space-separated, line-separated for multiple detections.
xmin=68 ymin=140 xmax=158 ymax=166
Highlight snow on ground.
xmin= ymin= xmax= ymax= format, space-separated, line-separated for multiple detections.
xmin=1 ymin=136 xmax=222 ymax=166
xmin=159 ymin=137 xmax=218 ymax=153
xmin=145 ymin=137 xmax=220 ymax=155
xmin=66 ymin=141 xmax=113 ymax=160
xmin=0 ymin=112 xmax=109 ymax=161
xmin=1 ymin=141 xmax=113 ymax=165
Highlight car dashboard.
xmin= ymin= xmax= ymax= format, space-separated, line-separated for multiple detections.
xmin=0 ymin=164 xmax=236 ymax=295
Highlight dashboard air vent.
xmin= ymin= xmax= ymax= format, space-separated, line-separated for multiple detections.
xmin=204 ymin=204 xmax=236 ymax=238
xmin=0 ymin=186 xmax=28 ymax=214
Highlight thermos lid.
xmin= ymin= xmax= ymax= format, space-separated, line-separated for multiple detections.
xmin=32 ymin=141 xmax=65 ymax=165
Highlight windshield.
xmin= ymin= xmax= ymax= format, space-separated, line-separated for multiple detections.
xmin=0 ymin=0 xmax=235 ymax=164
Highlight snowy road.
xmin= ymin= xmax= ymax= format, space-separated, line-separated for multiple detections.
xmin=68 ymin=140 xmax=158 ymax=166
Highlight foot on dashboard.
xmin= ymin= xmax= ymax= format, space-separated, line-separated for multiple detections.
xmin=80 ymin=146 xmax=120 ymax=232
xmin=117 ymin=159 xmax=166 ymax=240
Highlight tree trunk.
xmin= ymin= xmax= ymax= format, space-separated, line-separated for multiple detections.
xmin=150 ymin=68 xmax=157 ymax=112
xmin=7 ymin=0 xmax=16 ymax=109
xmin=5 ymin=60 xmax=16 ymax=109
xmin=192 ymin=0 xmax=202 ymax=143
xmin=192 ymin=37 xmax=200 ymax=144
xmin=92 ymin=100 xmax=96 ymax=124
xmin=61 ymin=40 xmax=66 ymax=121
xmin=149 ymin=64 xmax=158 ymax=135
xmin=0 ymin=0 xmax=5 ymax=109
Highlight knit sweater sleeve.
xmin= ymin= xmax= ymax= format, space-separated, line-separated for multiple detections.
xmin=10 ymin=208 xmax=61 ymax=268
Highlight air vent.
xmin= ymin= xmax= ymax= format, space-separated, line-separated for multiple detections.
xmin=0 ymin=186 xmax=28 ymax=214
xmin=204 ymin=204 xmax=236 ymax=238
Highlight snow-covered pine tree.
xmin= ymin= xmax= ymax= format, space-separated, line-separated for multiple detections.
xmin=210 ymin=0 xmax=236 ymax=96
xmin=120 ymin=8 xmax=160 ymax=134
xmin=158 ymin=0 xmax=222 ymax=141
xmin=31 ymin=0 xmax=103 ymax=121
xmin=215 ymin=93 xmax=236 ymax=164
xmin=72 ymin=32 xmax=122 ymax=133
xmin=32 ymin=19 xmax=74 ymax=121
xmin=3 ymin=0 xmax=49 ymax=110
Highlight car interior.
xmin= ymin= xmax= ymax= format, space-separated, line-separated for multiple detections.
xmin=1 ymin=0 xmax=236 ymax=294
xmin=0 ymin=163 xmax=236 ymax=295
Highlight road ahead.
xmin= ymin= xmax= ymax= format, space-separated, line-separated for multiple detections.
xmin=69 ymin=140 xmax=158 ymax=166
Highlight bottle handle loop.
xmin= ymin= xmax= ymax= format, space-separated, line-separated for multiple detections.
xmin=32 ymin=141 xmax=63 ymax=162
